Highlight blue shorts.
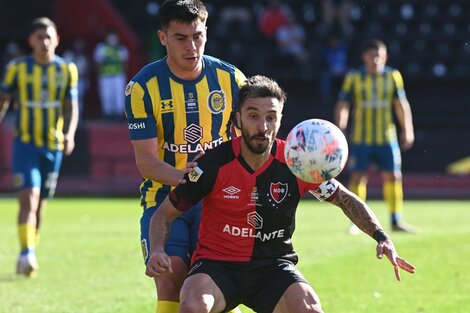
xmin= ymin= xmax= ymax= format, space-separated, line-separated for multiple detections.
xmin=140 ymin=202 xmax=202 ymax=265
xmin=12 ymin=139 xmax=63 ymax=199
xmin=348 ymin=142 xmax=401 ymax=173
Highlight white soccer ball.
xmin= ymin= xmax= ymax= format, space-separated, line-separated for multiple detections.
xmin=284 ymin=119 xmax=348 ymax=183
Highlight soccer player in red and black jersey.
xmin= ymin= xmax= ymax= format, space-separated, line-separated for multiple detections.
xmin=146 ymin=75 xmax=416 ymax=313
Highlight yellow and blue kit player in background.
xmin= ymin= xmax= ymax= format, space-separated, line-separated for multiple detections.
xmin=334 ymin=38 xmax=416 ymax=234
xmin=124 ymin=1 xmax=245 ymax=312
xmin=0 ymin=17 xmax=79 ymax=277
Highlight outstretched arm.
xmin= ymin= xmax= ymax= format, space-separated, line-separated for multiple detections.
xmin=330 ymin=183 xmax=416 ymax=280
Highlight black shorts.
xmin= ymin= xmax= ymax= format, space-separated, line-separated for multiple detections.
xmin=187 ymin=258 xmax=309 ymax=313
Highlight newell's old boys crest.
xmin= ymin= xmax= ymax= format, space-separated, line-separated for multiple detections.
xmin=270 ymin=182 xmax=288 ymax=204
xmin=207 ymin=90 xmax=226 ymax=114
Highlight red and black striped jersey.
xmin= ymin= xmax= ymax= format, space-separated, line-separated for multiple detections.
xmin=169 ymin=137 xmax=339 ymax=264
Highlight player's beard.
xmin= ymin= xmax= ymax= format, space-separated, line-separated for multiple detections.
xmin=240 ymin=120 xmax=276 ymax=154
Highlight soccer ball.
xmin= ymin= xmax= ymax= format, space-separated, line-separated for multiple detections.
xmin=284 ymin=119 xmax=348 ymax=183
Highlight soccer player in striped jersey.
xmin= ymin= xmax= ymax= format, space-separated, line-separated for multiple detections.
xmin=145 ymin=75 xmax=415 ymax=313
xmin=0 ymin=17 xmax=79 ymax=277
xmin=124 ymin=1 xmax=245 ymax=312
xmin=334 ymin=39 xmax=416 ymax=234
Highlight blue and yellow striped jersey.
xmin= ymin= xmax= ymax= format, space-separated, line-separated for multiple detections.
xmin=338 ymin=65 xmax=406 ymax=145
xmin=0 ymin=55 xmax=78 ymax=151
xmin=125 ymin=55 xmax=246 ymax=209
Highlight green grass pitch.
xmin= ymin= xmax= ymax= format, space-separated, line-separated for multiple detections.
xmin=0 ymin=197 xmax=469 ymax=313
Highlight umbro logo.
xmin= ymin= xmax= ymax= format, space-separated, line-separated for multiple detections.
xmin=223 ymin=186 xmax=241 ymax=199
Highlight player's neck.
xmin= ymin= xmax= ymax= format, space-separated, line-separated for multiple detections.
xmin=166 ymin=58 xmax=203 ymax=81
xmin=366 ymin=65 xmax=385 ymax=75
xmin=33 ymin=52 xmax=53 ymax=65
xmin=240 ymin=141 xmax=272 ymax=171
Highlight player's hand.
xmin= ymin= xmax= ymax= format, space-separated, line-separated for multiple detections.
xmin=179 ymin=151 xmax=205 ymax=184
xmin=400 ymin=130 xmax=414 ymax=151
xmin=145 ymin=250 xmax=173 ymax=277
xmin=376 ymin=239 xmax=416 ymax=281
xmin=63 ymin=136 xmax=75 ymax=156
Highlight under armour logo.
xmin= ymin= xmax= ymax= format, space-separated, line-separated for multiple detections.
xmin=161 ymin=100 xmax=173 ymax=109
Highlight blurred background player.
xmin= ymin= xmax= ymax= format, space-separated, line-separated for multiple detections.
xmin=93 ymin=30 xmax=128 ymax=121
xmin=334 ymin=38 xmax=416 ymax=234
xmin=124 ymin=1 xmax=245 ymax=312
xmin=0 ymin=17 xmax=79 ymax=277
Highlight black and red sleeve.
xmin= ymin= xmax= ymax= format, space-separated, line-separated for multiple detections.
xmin=169 ymin=151 xmax=220 ymax=212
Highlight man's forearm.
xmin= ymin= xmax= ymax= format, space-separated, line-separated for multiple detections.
xmin=62 ymin=99 xmax=79 ymax=138
xmin=136 ymin=157 xmax=184 ymax=186
xmin=331 ymin=186 xmax=383 ymax=237
xmin=0 ymin=93 xmax=11 ymax=124
xmin=148 ymin=198 xmax=177 ymax=255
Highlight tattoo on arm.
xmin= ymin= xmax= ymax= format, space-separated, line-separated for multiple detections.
xmin=331 ymin=186 xmax=383 ymax=236
xmin=162 ymin=220 xmax=171 ymax=244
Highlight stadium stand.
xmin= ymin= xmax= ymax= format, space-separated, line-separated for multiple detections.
xmin=0 ymin=0 xmax=469 ymax=197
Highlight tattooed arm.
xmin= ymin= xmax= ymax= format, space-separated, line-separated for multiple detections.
xmin=330 ymin=184 xmax=384 ymax=237
xmin=329 ymin=182 xmax=416 ymax=281
xmin=145 ymin=196 xmax=183 ymax=277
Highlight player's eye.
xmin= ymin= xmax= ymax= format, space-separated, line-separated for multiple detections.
xmin=267 ymin=115 xmax=277 ymax=123
xmin=248 ymin=113 xmax=258 ymax=120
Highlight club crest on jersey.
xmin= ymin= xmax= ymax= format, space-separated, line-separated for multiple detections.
xmin=207 ymin=90 xmax=226 ymax=114
xmin=270 ymin=182 xmax=288 ymax=204
xmin=54 ymin=72 xmax=66 ymax=87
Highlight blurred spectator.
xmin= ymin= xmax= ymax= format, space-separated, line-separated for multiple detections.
xmin=218 ymin=4 xmax=253 ymax=37
xmin=63 ymin=39 xmax=90 ymax=121
xmin=0 ymin=41 xmax=24 ymax=71
xmin=93 ymin=31 xmax=129 ymax=121
xmin=258 ymin=0 xmax=291 ymax=39
xmin=275 ymin=14 xmax=311 ymax=80
xmin=320 ymin=34 xmax=348 ymax=104
xmin=321 ymin=0 xmax=352 ymax=33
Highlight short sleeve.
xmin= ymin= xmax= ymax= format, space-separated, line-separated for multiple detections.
xmin=66 ymin=62 xmax=79 ymax=101
xmin=0 ymin=60 xmax=18 ymax=94
xmin=124 ymin=80 xmax=157 ymax=140
xmin=392 ymin=69 xmax=406 ymax=99
xmin=338 ymin=71 xmax=354 ymax=102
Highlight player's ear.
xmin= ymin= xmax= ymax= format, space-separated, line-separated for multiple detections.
xmin=27 ymin=34 xmax=34 ymax=47
xmin=158 ymin=30 xmax=166 ymax=46
xmin=230 ymin=111 xmax=241 ymax=129
xmin=235 ymin=111 xmax=241 ymax=129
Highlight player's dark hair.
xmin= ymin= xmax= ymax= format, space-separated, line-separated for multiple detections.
xmin=361 ymin=38 xmax=387 ymax=54
xmin=29 ymin=17 xmax=57 ymax=35
xmin=159 ymin=0 xmax=208 ymax=31
xmin=238 ymin=75 xmax=287 ymax=111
